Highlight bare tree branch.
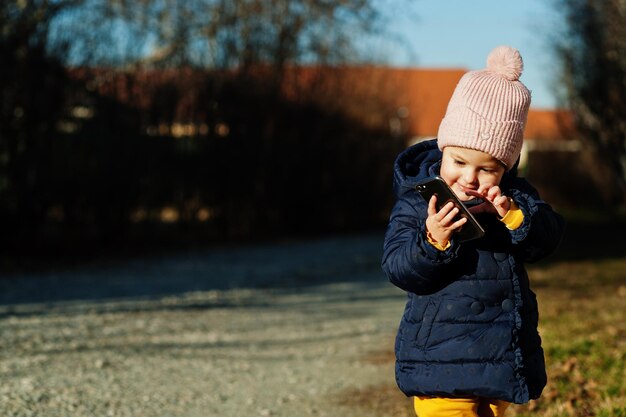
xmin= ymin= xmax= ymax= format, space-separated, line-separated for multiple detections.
xmin=553 ymin=0 xmax=626 ymax=206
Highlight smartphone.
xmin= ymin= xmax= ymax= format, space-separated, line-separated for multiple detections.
xmin=414 ymin=176 xmax=485 ymax=242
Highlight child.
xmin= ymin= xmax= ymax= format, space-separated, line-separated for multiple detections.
xmin=381 ymin=46 xmax=565 ymax=417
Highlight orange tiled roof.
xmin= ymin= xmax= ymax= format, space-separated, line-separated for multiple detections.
xmin=283 ymin=65 xmax=574 ymax=141
xmin=525 ymin=108 xmax=574 ymax=140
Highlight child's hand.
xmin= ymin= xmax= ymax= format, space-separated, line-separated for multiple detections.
xmin=425 ymin=195 xmax=467 ymax=245
xmin=466 ymin=186 xmax=511 ymax=218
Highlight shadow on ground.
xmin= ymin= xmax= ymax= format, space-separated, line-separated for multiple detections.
xmin=1 ymin=212 xmax=624 ymax=315
xmin=0 ymin=232 xmax=388 ymax=312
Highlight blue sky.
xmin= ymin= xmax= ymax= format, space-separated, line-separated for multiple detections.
xmin=374 ymin=0 xmax=561 ymax=108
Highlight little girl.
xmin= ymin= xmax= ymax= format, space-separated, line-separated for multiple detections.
xmin=381 ymin=46 xmax=565 ymax=417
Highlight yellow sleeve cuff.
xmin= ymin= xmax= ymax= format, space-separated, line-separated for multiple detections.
xmin=426 ymin=230 xmax=451 ymax=251
xmin=500 ymin=199 xmax=524 ymax=230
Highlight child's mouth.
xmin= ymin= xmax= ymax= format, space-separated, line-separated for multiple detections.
xmin=457 ymin=185 xmax=482 ymax=200
xmin=464 ymin=189 xmax=486 ymax=200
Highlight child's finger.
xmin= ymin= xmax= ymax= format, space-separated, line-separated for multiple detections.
xmin=450 ymin=216 xmax=468 ymax=230
xmin=428 ymin=195 xmax=438 ymax=216
xmin=494 ymin=195 xmax=508 ymax=207
xmin=441 ymin=206 xmax=460 ymax=225
xmin=487 ymin=186 xmax=502 ymax=201
xmin=436 ymin=201 xmax=455 ymax=219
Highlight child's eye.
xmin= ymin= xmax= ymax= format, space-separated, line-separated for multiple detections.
xmin=454 ymin=160 xmax=465 ymax=166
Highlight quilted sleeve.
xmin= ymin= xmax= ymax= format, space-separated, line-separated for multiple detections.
xmin=504 ymin=178 xmax=566 ymax=263
xmin=381 ymin=192 xmax=459 ymax=294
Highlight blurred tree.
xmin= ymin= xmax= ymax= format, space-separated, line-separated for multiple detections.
xmin=0 ymin=0 xmax=81 ymax=248
xmin=52 ymin=0 xmax=396 ymax=71
xmin=553 ymin=0 xmax=626 ymax=207
xmin=47 ymin=0 xmax=410 ymax=240
xmin=1 ymin=0 xmax=413 ymax=255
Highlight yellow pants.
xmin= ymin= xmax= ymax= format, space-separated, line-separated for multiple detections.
xmin=414 ymin=396 xmax=510 ymax=417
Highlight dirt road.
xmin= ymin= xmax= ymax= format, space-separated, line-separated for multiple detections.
xmin=0 ymin=233 xmax=407 ymax=417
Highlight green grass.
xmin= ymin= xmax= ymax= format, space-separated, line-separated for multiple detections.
xmin=510 ymin=258 xmax=626 ymax=417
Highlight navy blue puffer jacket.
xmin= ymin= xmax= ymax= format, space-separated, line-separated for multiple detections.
xmin=381 ymin=139 xmax=565 ymax=404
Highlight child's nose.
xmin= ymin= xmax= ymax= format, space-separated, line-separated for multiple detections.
xmin=462 ymin=169 xmax=478 ymax=186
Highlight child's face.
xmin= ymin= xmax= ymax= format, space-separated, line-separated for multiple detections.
xmin=440 ymin=146 xmax=506 ymax=201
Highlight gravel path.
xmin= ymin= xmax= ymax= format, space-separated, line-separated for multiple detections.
xmin=0 ymin=233 xmax=407 ymax=417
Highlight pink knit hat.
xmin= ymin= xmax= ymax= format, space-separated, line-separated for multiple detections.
xmin=437 ymin=45 xmax=531 ymax=169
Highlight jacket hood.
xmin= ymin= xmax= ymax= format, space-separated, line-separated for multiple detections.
xmin=392 ymin=139 xmax=442 ymax=198
xmin=392 ymin=138 xmax=520 ymax=198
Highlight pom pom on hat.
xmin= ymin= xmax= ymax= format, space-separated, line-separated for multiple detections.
xmin=486 ymin=45 xmax=524 ymax=81
xmin=437 ymin=45 xmax=531 ymax=169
